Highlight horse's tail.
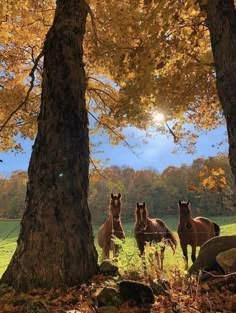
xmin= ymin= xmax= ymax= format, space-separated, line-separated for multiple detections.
xmin=164 ymin=225 xmax=177 ymax=254
xmin=213 ymin=222 xmax=220 ymax=236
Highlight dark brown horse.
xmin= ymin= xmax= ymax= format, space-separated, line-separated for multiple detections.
xmin=134 ymin=202 xmax=177 ymax=270
xmin=178 ymin=200 xmax=220 ymax=269
xmin=98 ymin=193 xmax=125 ymax=260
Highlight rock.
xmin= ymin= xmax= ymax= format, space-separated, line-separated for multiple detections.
xmin=119 ymin=280 xmax=155 ymax=304
xmin=188 ymin=235 xmax=236 ymax=275
xmin=22 ymin=301 xmax=49 ymax=313
xmin=216 ymin=248 xmax=236 ymax=273
xmin=149 ymin=278 xmax=170 ymax=296
xmin=99 ymin=306 xmax=119 ymax=313
xmin=99 ymin=260 xmax=119 ymax=276
xmin=97 ymin=287 xmax=122 ymax=307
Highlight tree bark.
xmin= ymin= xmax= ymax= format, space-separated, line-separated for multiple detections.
xmin=1 ymin=0 xmax=98 ymax=291
xmin=206 ymin=0 xmax=236 ymax=180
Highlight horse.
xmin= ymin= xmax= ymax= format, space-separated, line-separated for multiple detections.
xmin=98 ymin=193 xmax=125 ymax=260
xmin=134 ymin=202 xmax=177 ymax=270
xmin=178 ymin=200 xmax=220 ymax=269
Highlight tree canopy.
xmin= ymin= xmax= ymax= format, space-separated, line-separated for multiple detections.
xmin=0 ymin=0 xmax=225 ymax=153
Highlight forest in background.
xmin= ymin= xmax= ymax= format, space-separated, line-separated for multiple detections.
xmin=1 ymin=153 xmax=235 ymax=222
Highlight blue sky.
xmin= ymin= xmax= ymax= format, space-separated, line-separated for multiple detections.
xmin=0 ymin=125 xmax=228 ymax=175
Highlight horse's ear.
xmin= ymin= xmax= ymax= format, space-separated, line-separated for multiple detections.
xmin=137 ymin=202 xmax=139 ymax=208
xmin=143 ymin=202 xmax=146 ymax=207
xmin=118 ymin=193 xmax=121 ymax=199
xmin=178 ymin=200 xmax=182 ymax=206
xmin=111 ymin=193 xmax=114 ymax=199
xmin=187 ymin=201 xmax=190 ymax=205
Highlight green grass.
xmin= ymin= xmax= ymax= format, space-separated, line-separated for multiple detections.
xmin=0 ymin=220 xmax=20 ymax=277
xmin=0 ymin=216 xmax=235 ymax=277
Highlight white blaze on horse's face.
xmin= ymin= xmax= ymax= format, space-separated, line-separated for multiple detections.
xmin=110 ymin=193 xmax=122 ymax=221
xmin=138 ymin=202 xmax=147 ymax=230
xmin=114 ymin=199 xmax=119 ymax=206
xmin=178 ymin=200 xmax=191 ymax=218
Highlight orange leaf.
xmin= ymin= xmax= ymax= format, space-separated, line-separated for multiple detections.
xmin=188 ymin=184 xmax=197 ymax=191
xmin=198 ymin=170 xmax=205 ymax=178
xmin=220 ymin=177 xmax=227 ymax=185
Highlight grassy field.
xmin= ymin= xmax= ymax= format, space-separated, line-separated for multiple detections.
xmin=0 ymin=216 xmax=235 ymax=277
xmin=0 ymin=220 xmax=20 ymax=277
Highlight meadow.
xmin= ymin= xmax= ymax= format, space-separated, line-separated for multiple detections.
xmin=0 ymin=216 xmax=235 ymax=277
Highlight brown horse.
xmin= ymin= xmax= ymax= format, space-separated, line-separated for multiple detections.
xmin=178 ymin=200 xmax=220 ymax=269
xmin=134 ymin=202 xmax=177 ymax=270
xmin=98 ymin=193 xmax=125 ymax=260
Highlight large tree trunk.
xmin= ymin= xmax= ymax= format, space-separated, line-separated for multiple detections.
xmin=206 ymin=0 xmax=236 ymax=180
xmin=1 ymin=0 xmax=98 ymax=291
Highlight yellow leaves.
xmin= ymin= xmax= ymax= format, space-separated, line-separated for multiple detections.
xmin=199 ymin=166 xmax=227 ymax=191
xmin=84 ymin=0 xmax=222 ymax=147
xmin=202 ymin=176 xmax=216 ymax=190
xmin=0 ymin=0 xmax=223 ymax=152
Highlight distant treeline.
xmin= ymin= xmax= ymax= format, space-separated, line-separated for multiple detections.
xmin=1 ymin=154 xmax=236 ymax=222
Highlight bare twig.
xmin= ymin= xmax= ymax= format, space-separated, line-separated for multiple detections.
xmin=88 ymin=89 xmax=114 ymax=113
xmin=89 ymin=87 xmax=119 ymax=103
xmin=88 ymin=110 xmax=139 ymax=158
xmin=87 ymin=76 xmax=106 ymax=86
xmin=165 ymin=121 xmax=179 ymax=143
xmin=89 ymin=157 xmax=108 ymax=180
xmin=201 ymin=270 xmax=236 ymax=279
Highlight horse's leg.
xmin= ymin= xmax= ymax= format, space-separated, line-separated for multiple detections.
xmin=138 ymin=243 xmax=147 ymax=274
xmin=160 ymin=246 xmax=165 ymax=271
xmin=191 ymin=244 xmax=197 ymax=263
xmin=114 ymin=244 xmax=119 ymax=258
xmin=103 ymin=242 xmax=110 ymax=260
xmin=155 ymin=249 xmax=160 ymax=271
xmin=180 ymin=242 xmax=188 ymax=270
xmin=138 ymin=242 xmax=145 ymax=255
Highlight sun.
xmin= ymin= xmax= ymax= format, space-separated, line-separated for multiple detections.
xmin=153 ymin=112 xmax=164 ymax=123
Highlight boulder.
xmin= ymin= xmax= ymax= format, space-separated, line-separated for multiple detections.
xmin=188 ymin=235 xmax=236 ymax=275
xmin=216 ymin=248 xmax=236 ymax=273
xmin=99 ymin=306 xmax=119 ymax=313
xmin=149 ymin=278 xmax=170 ymax=296
xmin=22 ymin=301 xmax=49 ymax=313
xmin=97 ymin=287 xmax=122 ymax=307
xmin=99 ymin=260 xmax=119 ymax=276
xmin=119 ymin=280 xmax=155 ymax=304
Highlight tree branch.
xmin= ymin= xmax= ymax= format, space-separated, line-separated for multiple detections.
xmin=88 ymin=89 xmax=114 ymax=113
xmin=89 ymin=87 xmax=119 ymax=103
xmin=86 ymin=4 xmax=99 ymax=47
xmin=89 ymin=157 xmax=108 ymax=180
xmin=88 ymin=110 xmax=139 ymax=158
xmin=0 ymin=49 xmax=44 ymax=134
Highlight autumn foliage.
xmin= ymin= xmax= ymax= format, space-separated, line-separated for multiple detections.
xmin=0 ymin=0 xmax=224 ymax=152
xmin=1 ymin=154 xmax=235 ymax=221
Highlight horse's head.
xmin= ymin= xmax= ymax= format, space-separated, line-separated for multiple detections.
xmin=110 ymin=193 xmax=122 ymax=221
xmin=136 ymin=202 xmax=148 ymax=231
xmin=178 ymin=200 xmax=191 ymax=217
